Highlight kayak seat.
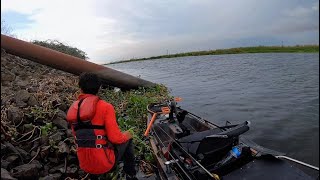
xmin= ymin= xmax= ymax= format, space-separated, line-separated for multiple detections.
xmin=177 ymin=121 xmax=250 ymax=163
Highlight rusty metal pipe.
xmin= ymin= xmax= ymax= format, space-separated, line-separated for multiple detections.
xmin=1 ymin=34 xmax=156 ymax=90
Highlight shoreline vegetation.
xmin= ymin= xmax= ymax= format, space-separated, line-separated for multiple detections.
xmin=107 ymin=45 xmax=319 ymax=65
xmin=1 ymin=48 xmax=170 ymax=179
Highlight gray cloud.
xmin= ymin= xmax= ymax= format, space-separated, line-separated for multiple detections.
xmin=2 ymin=0 xmax=318 ymax=63
xmin=89 ymin=0 xmax=319 ymax=63
xmin=3 ymin=0 xmax=317 ymax=64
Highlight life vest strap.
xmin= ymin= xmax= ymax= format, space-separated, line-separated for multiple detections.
xmin=74 ymin=97 xmax=113 ymax=149
xmin=75 ymin=135 xmax=106 ymax=140
xmin=73 ymin=124 xmax=105 ymax=131
xmin=74 ymin=98 xmax=105 ymax=130
xmin=76 ymin=142 xmax=114 ymax=149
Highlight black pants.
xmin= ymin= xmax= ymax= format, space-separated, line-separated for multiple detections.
xmin=89 ymin=139 xmax=136 ymax=179
xmin=113 ymin=139 xmax=136 ymax=176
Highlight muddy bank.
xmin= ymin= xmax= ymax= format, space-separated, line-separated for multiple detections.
xmin=1 ymin=49 xmax=84 ymax=179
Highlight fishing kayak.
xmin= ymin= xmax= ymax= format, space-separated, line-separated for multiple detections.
xmin=144 ymin=99 xmax=319 ymax=180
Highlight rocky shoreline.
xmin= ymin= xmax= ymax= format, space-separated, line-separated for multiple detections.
xmin=1 ymin=49 xmax=84 ymax=179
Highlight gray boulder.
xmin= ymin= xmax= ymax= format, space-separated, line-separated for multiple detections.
xmin=1 ymin=160 xmax=10 ymax=169
xmin=15 ymin=90 xmax=31 ymax=102
xmin=11 ymin=160 xmax=42 ymax=179
xmin=39 ymin=173 xmax=62 ymax=180
xmin=52 ymin=117 xmax=68 ymax=130
xmin=58 ymin=142 xmax=70 ymax=155
xmin=7 ymin=107 xmax=24 ymax=125
xmin=1 ymin=69 xmax=16 ymax=82
xmin=1 ymin=168 xmax=17 ymax=180
xmin=27 ymin=95 xmax=39 ymax=106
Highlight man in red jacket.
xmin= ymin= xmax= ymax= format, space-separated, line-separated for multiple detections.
xmin=66 ymin=72 xmax=137 ymax=180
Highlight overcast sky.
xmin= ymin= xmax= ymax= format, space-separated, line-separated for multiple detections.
xmin=1 ymin=0 xmax=319 ymax=64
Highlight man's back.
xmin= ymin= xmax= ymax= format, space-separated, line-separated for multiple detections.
xmin=66 ymin=72 xmax=136 ymax=179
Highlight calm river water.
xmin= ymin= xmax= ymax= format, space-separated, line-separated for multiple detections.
xmin=107 ymin=53 xmax=319 ymax=176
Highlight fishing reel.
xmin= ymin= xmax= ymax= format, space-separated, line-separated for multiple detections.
xmin=166 ymin=97 xmax=183 ymax=123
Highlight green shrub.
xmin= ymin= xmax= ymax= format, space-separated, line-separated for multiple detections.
xmin=98 ymin=84 xmax=170 ymax=179
xmin=32 ymin=39 xmax=88 ymax=60
xmin=99 ymin=85 xmax=170 ymax=161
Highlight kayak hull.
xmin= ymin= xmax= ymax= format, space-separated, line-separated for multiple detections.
xmin=146 ymin=102 xmax=316 ymax=180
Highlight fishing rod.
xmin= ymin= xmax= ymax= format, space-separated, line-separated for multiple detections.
xmin=152 ymin=129 xmax=195 ymax=180
xmin=155 ymin=123 xmax=220 ymax=180
xmin=275 ymin=156 xmax=319 ymax=171
xmin=144 ymin=99 xmax=220 ymax=179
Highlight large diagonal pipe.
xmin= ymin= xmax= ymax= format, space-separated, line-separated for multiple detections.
xmin=1 ymin=34 xmax=156 ymax=90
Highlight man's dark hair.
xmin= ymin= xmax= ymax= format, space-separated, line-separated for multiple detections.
xmin=79 ymin=72 xmax=101 ymax=95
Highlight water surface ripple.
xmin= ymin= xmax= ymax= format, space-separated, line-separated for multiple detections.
xmin=108 ymin=53 xmax=319 ymax=175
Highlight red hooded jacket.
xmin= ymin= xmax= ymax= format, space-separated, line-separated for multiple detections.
xmin=66 ymin=94 xmax=129 ymax=174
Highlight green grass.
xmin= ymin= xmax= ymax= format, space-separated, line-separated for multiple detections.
xmin=107 ymin=45 xmax=319 ymax=64
xmin=98 ymin=84 xmax=171 ymax=179
xmin=99 ymin=85 xmax=170 ymax=161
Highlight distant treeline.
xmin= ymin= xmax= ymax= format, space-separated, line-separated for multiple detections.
xmin=108 ymin=45 xmax=319 ymax=64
